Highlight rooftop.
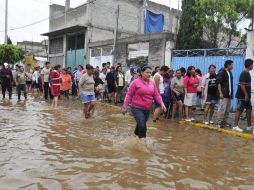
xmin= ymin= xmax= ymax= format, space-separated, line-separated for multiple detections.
xmin=41 ymin=25 xmax=86 ymax=37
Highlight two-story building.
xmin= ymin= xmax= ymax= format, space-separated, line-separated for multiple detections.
xmin=42 ymin=0 xmax=179 ymax=68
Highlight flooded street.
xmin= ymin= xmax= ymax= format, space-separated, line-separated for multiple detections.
xmin=0 ymin=95 xmax=254 ymax=190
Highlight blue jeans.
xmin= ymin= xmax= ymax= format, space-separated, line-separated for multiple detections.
xmin=131 ymin=108 xmax=150 ymax=138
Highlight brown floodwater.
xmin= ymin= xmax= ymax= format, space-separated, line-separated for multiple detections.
xmin=0 ymin=94 xmax=254 ymax=190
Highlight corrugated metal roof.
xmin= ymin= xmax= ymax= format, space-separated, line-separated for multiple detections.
xmin=41 ymin=25 xmax=86 ymax=37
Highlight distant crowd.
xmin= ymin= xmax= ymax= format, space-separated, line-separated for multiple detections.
xmin=0 ymin=59 xmax=253 ymax=139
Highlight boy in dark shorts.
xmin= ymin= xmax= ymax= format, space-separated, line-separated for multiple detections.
xmin=233 ymin=59 xmax=253 ymax=132
xmin=93 ymin=70 xmax=104 ymax=100
xmin=162 ymin=73 xmax=172 ymax=118
xmin=171 ymin=69 xmax=184 ymax=121
xmin=202 ymin=65 xmax=217 ymax=125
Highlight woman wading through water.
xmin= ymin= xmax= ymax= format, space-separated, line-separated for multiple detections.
xmin=78 ymin=64 xmax=96 ymax=119
xmin=122 ymin=64 xmax=166 ymax=143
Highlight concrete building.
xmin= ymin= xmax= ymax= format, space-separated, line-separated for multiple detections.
xmin=42 ymin=0 xmax=179 ymax=68
xmin=17 ymin=40 xmax=48 ymax=58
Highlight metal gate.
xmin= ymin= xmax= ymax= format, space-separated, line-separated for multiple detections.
xmin=66 ymin=49 xmax=85 ymax=69
xmin=66 ymin=34 xmax=85 ymax=69
xmin=171 ymin=48 xmax=246 ymax=110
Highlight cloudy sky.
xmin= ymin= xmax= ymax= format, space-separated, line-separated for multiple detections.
xmin=0 ymin=0 xmax=181 ymax=44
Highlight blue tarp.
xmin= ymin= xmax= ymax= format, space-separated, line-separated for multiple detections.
xmin=145 ymin=10 xmax=164 ymax=34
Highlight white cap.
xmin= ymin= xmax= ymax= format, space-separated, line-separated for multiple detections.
xmin=3 ymin=63 xmax=8 ymax=67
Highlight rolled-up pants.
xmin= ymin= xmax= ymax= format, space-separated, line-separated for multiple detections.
xmin=131 ymin=108 xmax=150 ymax=138
xmin=1 ymin=80 xmax=12 ymax=99
xmin=16 ymin=84 xmax=27 ymax=99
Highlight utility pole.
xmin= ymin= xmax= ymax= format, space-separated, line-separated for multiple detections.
xmin=112 ymin=5 xmax=119 ymax=67
xmin=44 ymin=39 xmax=49 ymax=61
xmin=143 ymin=0 xmax=147 ymax=34
xmin=65 ymin=0 xmax=70 ymax=26
xmin=4 ymin=0 xmax=8 ymax=44
xmin=251 ymin=1 xmax=254 ymax=31
xmin=175 ymin=0 xmax=180 ymax=34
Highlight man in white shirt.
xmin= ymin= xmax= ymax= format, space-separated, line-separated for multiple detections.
xmin=99 ymin=68 xmax=108 ymax=100
xmin=41 ymin=62 xmax=52 ymax=100
xmin=32 ymin=67 xmax=40 ymax=93
xmin=125 ymin=69 xmax=132 ymax=87
xmin=153 ymin=66 xmax=169 ymax=122
xmin=216 ymin=60 xmax=234 ymax=128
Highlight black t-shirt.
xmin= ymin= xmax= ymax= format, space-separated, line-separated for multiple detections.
xmin=207 ymin=74 xmax=217 ymax=95
xmin=94 ymin=77 xmax=104 ymax=97
xmin=94 ymin=77 xmax=103 ymax=87
xmin=106 ymin=72 xmax=115 ymax=85
xmin=236 ymin=70 xmax=251 ymax=100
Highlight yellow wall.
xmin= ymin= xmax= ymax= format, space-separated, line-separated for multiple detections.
xmin=24 ymin=55 xmax=38 ymax=73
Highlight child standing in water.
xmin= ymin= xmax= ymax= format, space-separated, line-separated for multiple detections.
xmin=78 ymin=64 xmax=96 ymax=119
xmin=60 ymin=68 xmax=72 ymax=100
xmin=50 ymin=65 xmax=61 ymax=108
xmin=122 ymin=64 xmax=166 ymax=143
xmin=162 ymin=73 xmax=172 ymax=119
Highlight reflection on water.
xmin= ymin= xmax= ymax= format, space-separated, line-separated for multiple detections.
xmin=0 ymin=95 xmax=254 ymax=190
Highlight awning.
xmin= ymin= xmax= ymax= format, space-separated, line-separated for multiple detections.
xmin=41 ymin=25 xmax=86 ymax=36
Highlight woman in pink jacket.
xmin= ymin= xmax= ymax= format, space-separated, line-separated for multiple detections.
xmin=122 ymin=64 xmax=166 ymax=140
xmin=184 ymin=66 xmax=199 ymax=121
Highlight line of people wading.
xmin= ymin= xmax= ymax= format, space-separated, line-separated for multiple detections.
xmin=0 ymin=59 xmax=254 ymax=141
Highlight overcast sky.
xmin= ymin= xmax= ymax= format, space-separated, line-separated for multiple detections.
xmin=0 ymin=0 xmax=181 ymax=44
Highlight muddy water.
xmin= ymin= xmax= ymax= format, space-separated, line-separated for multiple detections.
xmin=0 ymin=95 xmax=254 ymax=190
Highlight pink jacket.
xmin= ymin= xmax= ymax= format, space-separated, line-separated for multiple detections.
xmin=184 ymin=76 xmax=199 ymax=93
xmin=123 ymin=77 xmax=163 ymax=110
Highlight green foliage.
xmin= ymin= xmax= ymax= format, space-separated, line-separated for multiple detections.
xmin=195 ymin=0 xmax=252 ymax=48
xmin=177 ymin=0 xmax=204 ymax=49
xmin=177 ymin=0 xmax=252 ymax=49
xmin=7 ymin=36 xmax=12 ymax=45
xmin=0 ymin=44 xmax=25 ymax=65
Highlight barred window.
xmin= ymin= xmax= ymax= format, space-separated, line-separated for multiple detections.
xmin=67 ymin=34 xmax=85 ymax=51
xmin=91 ymin=48 xmax=101 ymax=57
xmin=49 ymin=37 xmax=63 ymax=54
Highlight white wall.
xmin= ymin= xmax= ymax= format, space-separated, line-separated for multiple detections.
xmin=246 ymin=31 xmax=254 ymax=107
xmin=165 ymin=41 xmax=174 ymax=66
xmin=246 ymin=31 xmax=254 ymax=60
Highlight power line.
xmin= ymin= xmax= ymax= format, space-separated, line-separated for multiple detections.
xmin=30 ymin=0 xmax=50 ymax=5
xmin=0 ymin=18 xmax=49 ymax=33
xmin=0 ymin=0 xmax=141 ymax=34
xmin=0 ymin=0 xmax=97 ymax=33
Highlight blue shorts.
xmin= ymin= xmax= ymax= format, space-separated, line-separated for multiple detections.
xmin=81 ymin=94 xmax=96 ymax=104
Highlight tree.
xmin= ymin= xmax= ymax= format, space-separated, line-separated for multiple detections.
xmin=0 ymin=44 xmax=25 ymax=65
xmin=7 ymin=36 xmax=12 ymax=45
xmin=195 ymin=0 xmax=252 ymax=48
xmin=176 ymin=0 xmax=204 ymax=49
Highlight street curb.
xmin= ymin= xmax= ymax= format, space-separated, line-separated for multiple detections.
xmin=98 ymin=103 xmax=254 ymax=140
xmin=179 ymin=121 xmax=254 ymax=140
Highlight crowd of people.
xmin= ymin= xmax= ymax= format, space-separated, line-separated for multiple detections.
xmin=0 ymin=59 xmax=253 ymax=140
xmin=122 ymin=59 xmax=254 ymax=139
